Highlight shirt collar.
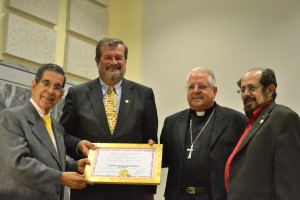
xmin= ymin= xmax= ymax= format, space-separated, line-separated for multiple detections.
xmin=30 ymin=98 xmax=50 ymax=117
xmin=99 ymin=78 xmax=122 ymax=95
xmin=248 ymin=99 xmax=273 ymax=121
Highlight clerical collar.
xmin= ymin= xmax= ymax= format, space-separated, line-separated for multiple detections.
xmin=191 ymin=103 xmax=216 ymax=117
xmin=196 ymin=111 xmax=205 ymax=116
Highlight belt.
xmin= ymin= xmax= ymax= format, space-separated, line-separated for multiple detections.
xmin=186 ymin=186 xmax=209 ymax=195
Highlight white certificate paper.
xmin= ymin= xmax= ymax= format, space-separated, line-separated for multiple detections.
xmin=92 ymin=148 xmax=155 ymax=178
xmin=85 ymin=143 xmax=162 ymax=185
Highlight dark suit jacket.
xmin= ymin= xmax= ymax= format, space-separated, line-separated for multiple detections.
xmin=227 ymin=102 xmax=300 ymax=200
xmin=0 ymin=102 xmax=76 ymax=200
xmin=160 ymin=103 xmax=247 ymax=200
xmin=60 ymin=78 xmax=158 ymax=200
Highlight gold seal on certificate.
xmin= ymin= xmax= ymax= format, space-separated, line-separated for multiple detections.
xmin=119 ymin=169 xmax=129 ymax=177
xmin=84 ymin=143 xmax=162 ymax=185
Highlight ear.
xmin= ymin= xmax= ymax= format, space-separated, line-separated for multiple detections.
xmin=57 ymin=91 xmax=64 ymax=100
xmin=267 ymin=84 xmax=275 ymax=97
xmin=31 ymin=80 xmax=37 ymax=92
xmin=213 ymin=86 xmax=218 ymax=98
xmin=95 ymin=57 xmax=100 ymax=65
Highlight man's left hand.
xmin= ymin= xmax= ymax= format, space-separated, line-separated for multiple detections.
xmin=78 ymin=140 xmax=96 ymax=157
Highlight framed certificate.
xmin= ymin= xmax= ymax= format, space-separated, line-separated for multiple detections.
xmin=84 ymin=143 xmax=163 ymax=185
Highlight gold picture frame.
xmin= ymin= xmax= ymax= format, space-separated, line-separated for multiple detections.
xmin=84 ymin=143 xmax=163 ymax=185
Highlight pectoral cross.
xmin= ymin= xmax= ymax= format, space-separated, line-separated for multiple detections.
xmin=187 ymin=145 xmax=193 ymax=159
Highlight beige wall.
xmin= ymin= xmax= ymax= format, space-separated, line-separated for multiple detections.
xmin=108 ymin=0 xmax=143 ymax=83
xmin=141 ymin=0 xmax=300 ymax=120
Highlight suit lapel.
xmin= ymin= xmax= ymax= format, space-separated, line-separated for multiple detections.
xmin=113 ymin=79 xmax=133 ymax=135
xmin=176 ymin=107 xmax=226 ymax=158
xmin=52 ymin=120 xmax=65 ymax=169
xmin=210 ymin=105 xmax=226 ymax=149
xmin=87 ymin=79 xmax=111 ymax=135
xmin=237 ymin=103 xmax=276 ymax=153
xmin=177 ymin=110 xmax=190 ymax=161
xmin=26 ymin=103 xmax=61 ymax=167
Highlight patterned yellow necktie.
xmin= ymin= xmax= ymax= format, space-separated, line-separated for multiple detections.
xmin=105 ymin=86 xmax=117 ymax=134
xmin=42 ymin=115 xmax=55 ymax=145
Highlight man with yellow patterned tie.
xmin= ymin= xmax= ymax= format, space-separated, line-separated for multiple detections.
xmin=105 ymin=86 xmax=117 ymax=133
xmin=0 ymin=63 xmax=93 ymax=200
xmin=61 ymin=38 xmax=158 ymax=200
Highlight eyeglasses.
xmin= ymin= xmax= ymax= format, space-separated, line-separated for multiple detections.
xmin=186 ymin=85 xmax=211 ymax=91
xmin=237 ymin=85 xmax=263 ymax=94
xmin=38 ymin=80 xmax=64 ymax=93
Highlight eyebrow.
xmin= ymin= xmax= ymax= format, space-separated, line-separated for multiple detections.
xmin=42 ymin=79 xmax=62 ymax=86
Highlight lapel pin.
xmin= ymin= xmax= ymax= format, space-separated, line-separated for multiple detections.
xmin=260 ymin=115 xmax=266 ymax=124
xmin=125 ymin=100 xmax=129 ymax=103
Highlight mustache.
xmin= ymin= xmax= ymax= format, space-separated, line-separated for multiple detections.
xmin=106 ymin=65 xmax=121 ymax=71
xmin=244 ymin=97 xmax=255 ymax=104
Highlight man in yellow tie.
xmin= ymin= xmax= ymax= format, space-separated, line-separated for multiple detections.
xmin=42 ymin=114 xmax=57 ymax=150
xmin=105 ymin=86 xmax=117 ymax=133
xmin=0 ymin=63 xmax=93 ymax=200
xmin=61 ymin=38 xmax=158 ymax=200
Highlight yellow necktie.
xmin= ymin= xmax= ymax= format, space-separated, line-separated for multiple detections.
xmin=104 ymin=86 xmax=117 ymax=134
xmin=42 ymin=115 xmax=55 ymax=145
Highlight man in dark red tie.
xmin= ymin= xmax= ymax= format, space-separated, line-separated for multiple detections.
xmin=225 ymin=68 xmax=300 ymax=200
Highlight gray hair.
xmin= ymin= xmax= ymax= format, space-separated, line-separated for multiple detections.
xmin=186 ymin=67 xmax=216 ymax=86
